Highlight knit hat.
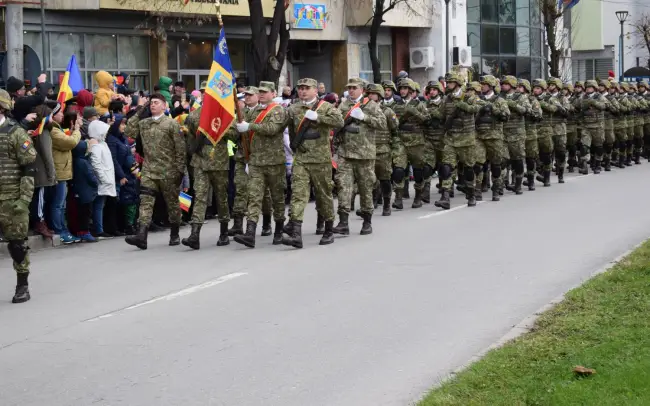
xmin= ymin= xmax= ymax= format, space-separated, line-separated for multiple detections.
xmin=6 ymin=76 xmax=25 ymax=94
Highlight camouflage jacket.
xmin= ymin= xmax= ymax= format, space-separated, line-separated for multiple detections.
xmin=502 ymin=91 xmax=529 ymax=134
xmin=580 ymin=92 xmax=607 ymax=128
xmin=378 ymin=104 xmax=400 ymax=155
xmin=613 ymin=94 xmax=629 ymax=129
xmin=286 ymin=99 xmax=344 ymax=164
xmin=392 ymin=98 xmax=427 ymax=147
xmin=537 ymin=93 xmax=559 ymax=134
xmin=338 ymin=98 xmax=386 ymax=160
xmin=525 ymin=95 xmax=542 ymax=140
xmin=603 ymin=93 xmax=619 ymax=130
xmin=136 ymin=114 xmax=186 ymax=179
xmin=423 ymin=96 xmax=446 ymax=142
xmin=642 ymin=91 xmax=650 ymax=124
xmin=566 ymin=94 xmax=581 ymax=131
xmin=545 ymin=92 xmax=568 ymax=129
xmin=233 ymin=105 xmax=263 ymax=163
xmin=442 ymin=91 xmax=479 ymax=148
xmin=633 ymin=93 xmax=648 ymax=126
xmin=186 ymin=107 xmax=231 ymax=172
xmin=619 ymin=94 xmax=635 ymax=129
xmin=475 ymin=92 xmax=510 ymax=140
xmin=247 ymin=103 xmax=287 ymax=166
xmin=0 ymin=119 xmax=36 ymax=202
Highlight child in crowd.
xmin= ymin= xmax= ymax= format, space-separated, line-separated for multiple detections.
xmin=71 ymin=138 xmax=99 ymax=242
xmin=88 ymin=120 xmax=116 ymax=239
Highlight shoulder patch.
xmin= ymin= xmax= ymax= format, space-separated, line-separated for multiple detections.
xmin=21 ymin=140 xmax=31 ymax=150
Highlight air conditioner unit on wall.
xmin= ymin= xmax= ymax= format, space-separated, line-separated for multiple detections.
xmin=410 ymin=47 xmax=435 ymax=69
xmin=453 ymin=46 xmax=472 ymax=67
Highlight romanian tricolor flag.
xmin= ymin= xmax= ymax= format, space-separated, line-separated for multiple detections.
xmin=57 ymin=55 xmax=84 ymax=108
xmin=198 ymin=28 xmax=235 ymax=146
xmin=179 ymin=192 xmax=192 ymax=212
xmin=190 ymin=99 xmax=201 ymax=112
xmin=32 ymin=114 xmax=51 ymax=137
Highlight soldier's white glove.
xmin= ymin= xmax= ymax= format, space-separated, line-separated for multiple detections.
xmin=236 ymin=121 xmax=250 ymax=132
xmin=304 ymin=110 xmax=318 ymax=121
xmin=245 ymin=164 xmax=249 ymax=175
xmin=350 ymin=108 xmax=365 ymax=121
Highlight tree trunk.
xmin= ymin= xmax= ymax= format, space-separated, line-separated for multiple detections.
xmin=248 ymin=0 xmax=290 ymax=87
xmin=543 ymin=17 xmax=560 ymax=77
xmin=369 ymin=0 xmax=384 ymax=84
xmin=248 ymin=0 xmax=269 ymax=84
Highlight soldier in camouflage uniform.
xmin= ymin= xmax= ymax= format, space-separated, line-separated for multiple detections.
xmin=638 ymin=80 xmax=650 ymax=160
xmin=600 ymin=79 xmax=619 ymax=171
xmin=382 ymin=81 xmax=398 ymax=106
xmin=518 ymin=79 xmax=542 ymax=191
xmin=474 ymin=75 xmax=510 ymax=202
xmin=233 ymin=82 xmax=287 ymax=248
xmin=422 ymin=80 xmax=446 ymax=202
xmin=391 ymin=79 xmax=429 ymax=209
xmin=334 ymin=78 xmax=385 ymax=235
xmin=228 ymin=87 xmax=273 ymax=237
xmin=434 ymin=72 xmax=480 ymax=210
xmin=632 ymin=82 xmax=649 ymax=164
xmin=621 ymin=82 xmax=636 ymax=165
xmin=579 ymin=80 xmax=607 ymax=174
xmin=0 ymin=89 xmax=36 ymax=303
xmin=611 ymin=80 xmax=629 ymax=168
xmin=180 ymin=107 xmax=232 ymax=250
xmin=367 ymin=83 xmax=399 ymax=216
xmin=125 ymin=93 xmax=186 ymax=250
xmin=282 ymin=78 xmax=344 ymax=248
xmin=532 ymin=79 xmax=556 ymax=186
xmin=547 ymin=78 xmax=569 ymax=183
xmin=501 ymin=75 xmax=528 ymax=195
xmin=565 ymin=83 xmax=579 ymax=172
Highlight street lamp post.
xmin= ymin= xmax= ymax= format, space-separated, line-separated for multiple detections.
xmin=616 ymin=10 xmax=629 ymax=81
xmin=445 ymin=0 xmax=451 ymax=72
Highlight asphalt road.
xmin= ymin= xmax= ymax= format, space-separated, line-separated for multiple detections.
xmin=1 ymin=164 xmax=649 ymax=406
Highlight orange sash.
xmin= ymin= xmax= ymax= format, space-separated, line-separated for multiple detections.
xmin=344 ymin=97 xmax=369 ymax=120
xmin=297 ymin=100 xmax=326 ymax=133
xmin=249 ymin=102 xmax=282 ymax=143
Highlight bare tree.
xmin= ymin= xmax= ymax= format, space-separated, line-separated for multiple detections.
xmin=630 ymin=13 xmax=650 ymax=69
xmin=539 ymin=0 xmax=563 ymax=78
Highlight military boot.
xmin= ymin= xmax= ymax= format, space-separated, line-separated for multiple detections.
xmin=514 ymin=175 xmax=523 ymax=195
xmin=283 ymin=220 xmax=294 ymax=236
xmin=526 ymin=173 xmax=535 ymax=191
xmin=491 ymin=184 xmax=500 ymax=202
xmin=593 ymin=161 xmax=601 ymax=174
xmin=272 ymin=221 xmax=284 ymax=245
xmin=125 ymin=224 xmax=148 ymax=250
xmin=228 ymin=216 xmax=244 ymax=237
xmin=282 ymin=220 xmax=303 ymax=249
xmin=449 ymin=186 xmax=455 ymax=198
xmin=332 ymin=213 xmax=350 ymax=235
xmin=392 ymin=188 xmax=404 ymax=210
xmin=618 ymin=154 xmax=626 ymax=169
xmin=355 ymin=208 xmax=363 ymax=217
xmin=475 ymin=186 xmax=483 ymax=202
xmin=483 ymin=172 xmax=491 ymax=192
xmin=412 ymin=188 xmax=423 ymax=208
xmin=381 ymin=180 xmax=392 ymax=216
xmin=181 ymin=223 xmax=202 ymax=250
xmin=12 ymin=285 xmax=30 ymax=304
xmin=557 ymin=166 xmax=565 ymax=184
xmin=315 ymin=214 xmax=325 ymax=235
xmin=233 ymin=221 xmax=257 ymax=248
xmin=536 ymin=173 xmax=545 ymax=183
xmin=434 ymin=189 xmax=451 ymax=210
xmin=319 ymin=221 xmax=335 ymax=245
xmin=360 ymin=213 xmax=372 ymax=235
xmin=543 ymin=170 xmax=551 ymax=187
xmin=422 ymin=181 xmax=431 ymax=204
xmin=403 ymin=178 xmax=410 ymax=199
xmin=466 ymin=187 xmax=477 ymax=207
xmin=626 ymin=154 xmax=633 ymax=166
xmin=635 ymin=151 xmax=642 ymax=164
xmin=579 ymin=160 xmax=589 ymax=175
xmin=373 ymin=186 xmax=381 ymax=209
xmin=169 ymin=223 xmax=181 ymax=246
xmin=604 ymin=156 xmax=612 ymax=171
xmin=217 ymin=222 xmax=230 ymax=246
xmin=261 ymin=215 xmax=272 ymax=236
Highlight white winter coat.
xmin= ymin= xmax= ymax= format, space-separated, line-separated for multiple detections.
xmin=88 ymin=121 xmax=117 ymax=197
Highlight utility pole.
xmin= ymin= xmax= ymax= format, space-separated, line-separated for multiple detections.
xmin=5 ymin=3 xmax=24 ymax=79
xmin=41 ymin=0 xmax=47 ymax=72
xmin=445 ymin=0 xmax=451 ymax=72
xmin=616 ymin=10 xmax=629 ymax=81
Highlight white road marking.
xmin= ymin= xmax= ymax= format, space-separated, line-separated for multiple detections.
xmin=564 ymin=173 xmax=592 ymax=182
xmin=419 ymin=200 xmax=486 ymax=219
xmin=86 ymin=272 xmax=247 ymax=322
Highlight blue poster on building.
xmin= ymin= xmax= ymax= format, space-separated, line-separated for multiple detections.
xmin=293 ymin=4 xmax=326 ymax=30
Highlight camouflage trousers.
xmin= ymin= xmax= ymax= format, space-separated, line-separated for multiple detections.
xmin=423 ymin=138 xmax=445 ymax=186
xmin=191 ymin=168 xmax=230 ymax=224
xmin=536 ymin=130 xmax=554 ymax=171
xmin=336 ymin=157 xmax=376 ymax=216
xmin=441 ymin=142 xmax=475 ymax=190
xmin=247 ymin=164 xmax=286 ymax=223
xmin=475 ymin=137 xmax=504 ymax=191
xmin=603 ymin=127 xmax=615 ymax=161
xmin=290 ymin=162 xmax=335 ymax=222
xmin=0 ymin=199 xmax=29 ymax=274
xmin=552 ymin=132 xmax=567 ymax=166
xmin=582 ymin=126 xmax=602 ymax=162
xmin=634 ymin=125 xmax=645 ymax=154
xmin=139 ymin=176 xmax=182 ymax=226
xmin=375 ymin=151 xmax=392 ymax=182
xmin=566 ymin=131 xmax=578 ymax=166
xmin=393 ymin=144 xmax=424 ymax=191
xmin=232 ymin=160 xmax=272 ymax=218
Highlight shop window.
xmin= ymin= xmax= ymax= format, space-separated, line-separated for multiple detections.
xmin=467 ymin=0 xmax=480 ymax=22
xmin=481 ymin=0 xmax=498 ymax=23
xmin=498 ymin=0 xmax=516 ymax=25
xmin=500 ymin=27 xmax=516 ymax=54
xmin=24 ymin=32 xmax=46 ymax=69
xmin=468 ymin=24 xmax=481 ymax=55
xmin=481 ymin=25 xmax=499 ymax=54
xmin=179 ymin=40 xmax=214 ymax=70
xmin=86 ymin=35 xmax=117 ymax=70
xmin=118 ymin=36 xmax=149 ymax=70
xmin=359 ymin=44 xmax=392 ymax=82
xmin=517 ymin=27 xmax=530 ymax=56
xmin=167 ymin=39 xmax=178 ymax=72
xmin=51 ymin=33 xmax=84 ymax=69
xmin=517 ymin=1 xmax=530 ymax=26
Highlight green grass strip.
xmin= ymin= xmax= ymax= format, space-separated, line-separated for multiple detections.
xmin=419 ymin=240 xmax=650 ymax=406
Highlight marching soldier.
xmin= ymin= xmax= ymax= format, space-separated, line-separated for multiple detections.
xmin=233 ymin=81 xmax=287 ymax=248
xmin=382 ymin=81 xmax=398 ymax=105
xmin=611 ymin=80 xmax=629 ymax=168
xmin=519 ymin=79 xmax=542 ymax=191
xmin=334 ymin=78 xmax=386 ymax=235
xmin=125 ymin=93 xmax=186 ymax=250
xmin=434 ymin=72 xmax=480 ymax=210
xmin=532 ymin=79 xmax=556 ymax=186
xmin=547 ymin=78 xmax=569 ymax=183
xmin=621 ymin=82 xmax=636 ymax=165
xmin=0 ymin=89 xmax=37 ymax=303
xmin=501 ymin=75 xmax=529 ymax=194
xmin=639 ymin=80 xmax=650 ymax=159
xmin=631 ymin=82 xmax=649 ymax=164
xmin=565 ymin=83 xmax=579 ymax=172
xmin=600 ymin=79 xmax=619 ymax=171
xmin=422 ymin=80 xmax=446 ymax=202
xmin=283 ymin=78 xmax=344 ymax=248
xmin=580 ymin=80 xmax=607 ymax=174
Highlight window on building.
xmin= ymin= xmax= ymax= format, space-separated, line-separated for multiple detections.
xmin=86 ymin=34 xmax=117 ymax=70
xmin=571 ymin=58 xmax=614 ymax=81
xmin=517 ymin=27 xmax=530 ymax=56
xmin=467 ymin=0 xmax=480 ymax=22
xmin=499 ymin=0 xmax=516 ymax=25
xmin=482 ymin=0 xmax=498 ymax=23
xmin=51 ymin=33 xmax=85 ymax=69
xmin=482 ymin=25 xmax=499 ymax=54
xmin=359 ymin=44 xmax=392 ymax=82
xmin=468 ymin=23 xmax=481 ymax=55
xmin=500 ymin=27 xmax=516 ymax=54
xmin=517 ymin=1 xmax=530 ymax=26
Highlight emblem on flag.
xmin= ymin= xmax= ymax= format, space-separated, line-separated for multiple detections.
xmin=210 ymin=72 xmax=233 ymax=98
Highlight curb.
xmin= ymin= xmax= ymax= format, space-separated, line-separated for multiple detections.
xmin=0 ymin=234 xmax=62 ymax=259
xmin=414 ymin=238 xmax=648 ymax=404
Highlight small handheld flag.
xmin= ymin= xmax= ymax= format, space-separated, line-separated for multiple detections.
xmin=179 ymin=192 xmax=192 ymax=212
xmin=32 ymin=115 xmax=51 ymax=137
xmin=57 ymin=55 xmax=84 ymax=108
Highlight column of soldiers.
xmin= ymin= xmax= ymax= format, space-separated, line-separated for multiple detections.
xmin=118 ymin=75 xmax=650 ymax=256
